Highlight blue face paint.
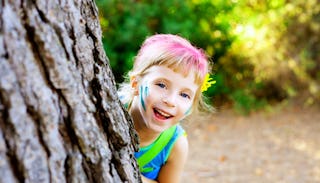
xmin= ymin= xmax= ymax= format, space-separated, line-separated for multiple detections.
xmin=140 ymin=85 xmax=146 ymax=111
xmin=184 ymin=107 xmax=192 ymax=116
xmin=144 ymin=85 xmax=149 ymax=98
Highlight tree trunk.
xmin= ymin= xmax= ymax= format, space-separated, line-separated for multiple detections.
xmin=0 ymin=0 xmax=140 ymax=182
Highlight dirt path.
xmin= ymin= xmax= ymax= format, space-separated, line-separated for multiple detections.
xmin=182 ymin=105 xmax=320 ymax=183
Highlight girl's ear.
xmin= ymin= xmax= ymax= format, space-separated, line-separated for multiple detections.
xmin=130 ymin=76 xmax=139 ymax=96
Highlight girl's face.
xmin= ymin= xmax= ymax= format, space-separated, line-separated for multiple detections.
xmin=132 ymin=65 xmax=198 ymax=133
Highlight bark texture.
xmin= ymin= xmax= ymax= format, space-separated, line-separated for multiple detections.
xmin=0 ymin=0 xmax=140 ymax=182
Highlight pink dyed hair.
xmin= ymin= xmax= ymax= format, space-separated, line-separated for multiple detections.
xmin=132 ymin=34 xmax=209 ymax=84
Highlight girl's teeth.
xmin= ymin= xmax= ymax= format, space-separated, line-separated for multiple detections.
xmin=157 ymin=109 xmax=171 ymax=117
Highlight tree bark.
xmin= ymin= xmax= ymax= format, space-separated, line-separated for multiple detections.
xmin=0 ymin=0 xmax=140 ymax=182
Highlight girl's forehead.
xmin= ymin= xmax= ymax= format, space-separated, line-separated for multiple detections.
xmin=144 ymin=65 xmax=198 ymax=88
xmin=146 ymin=65 xmax=192 ymax=77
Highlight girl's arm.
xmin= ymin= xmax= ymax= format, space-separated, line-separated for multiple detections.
xmin=156 ymin=135 xmax=189 ymax=183
xmin=141 ymin=175 xmax=158 ymax=183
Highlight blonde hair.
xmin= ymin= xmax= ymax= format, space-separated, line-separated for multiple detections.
xmin=118 ymin=34 xmax=212 ymax=114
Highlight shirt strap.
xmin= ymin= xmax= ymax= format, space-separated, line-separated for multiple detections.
xmin=137 ymin=125 xmax=177 ymax=172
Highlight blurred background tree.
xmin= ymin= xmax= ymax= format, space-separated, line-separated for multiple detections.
xmin=96 ymin=0 xmax=319 ymax=114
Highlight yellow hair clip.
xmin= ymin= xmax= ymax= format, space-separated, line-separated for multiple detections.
xmin=201 ymin=74 xmax=216 ymax=92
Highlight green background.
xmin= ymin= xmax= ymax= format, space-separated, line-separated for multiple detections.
xmin=96 ymin=0 xmax=319 ymax=114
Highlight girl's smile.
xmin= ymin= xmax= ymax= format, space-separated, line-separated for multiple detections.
xmin=153 ymin=107 xmax=173 ymax=120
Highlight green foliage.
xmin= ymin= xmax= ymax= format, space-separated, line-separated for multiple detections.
xmin=96 ymin=0 xmax=234 ymax=82
xmin=231 ymin=89 xmax=268 ymax=115
xmin=219 ymin=0 xmax=320 ymax=108
xmin=96 ymin=0 xmax=319 ymax=114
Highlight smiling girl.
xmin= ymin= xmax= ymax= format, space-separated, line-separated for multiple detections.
xmin=118 ymin=34 xmax=212 ymax=183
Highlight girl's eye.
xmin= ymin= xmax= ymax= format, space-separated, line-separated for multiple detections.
xmin=180 ymin=93 xmax=190 ymax=99
xmin=156 ymin=83 xmax=166 ymax=89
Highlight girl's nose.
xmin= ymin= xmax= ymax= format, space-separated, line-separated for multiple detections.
xmin=162 ymin=94 xmax=176 ymax=107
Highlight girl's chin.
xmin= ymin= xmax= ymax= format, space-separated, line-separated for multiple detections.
xmin=147 ymin=123 xmax=171 ymax=134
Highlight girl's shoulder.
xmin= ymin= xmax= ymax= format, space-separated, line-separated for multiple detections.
xmin=162 ymin=124 xmax=187 ymax=161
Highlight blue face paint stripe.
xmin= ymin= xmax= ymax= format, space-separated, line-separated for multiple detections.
xmin=140 ymin=85 xmax=146 ymax=111
xmin=184 ymin=107 xmax=192 ymax=116
xmin=144 ymin=86 xmax=149 ymax=98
